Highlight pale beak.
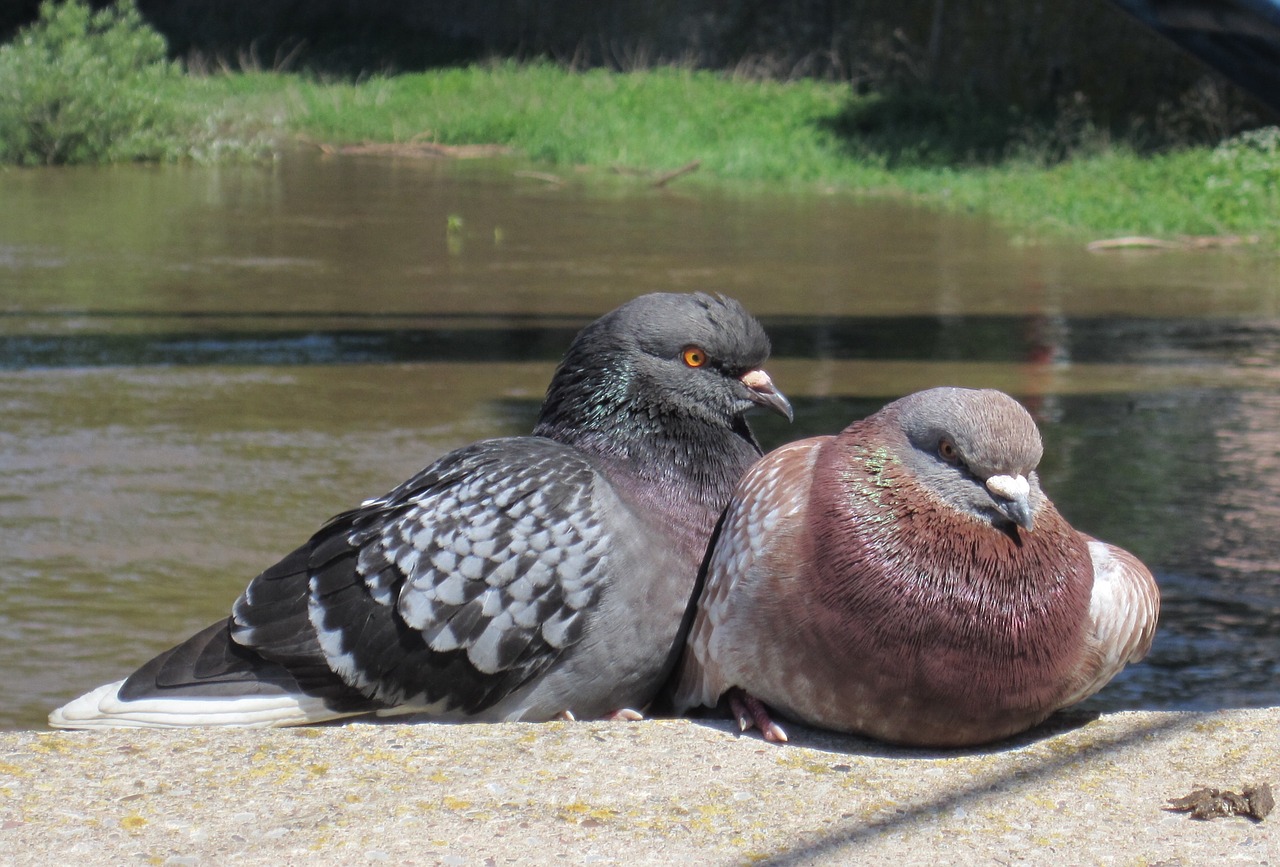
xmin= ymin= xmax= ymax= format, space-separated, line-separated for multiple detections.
xmin=986 ymin=473 xmax=1034 ymax=532
xmin=740 ymin=368 xmax=793 ymax=422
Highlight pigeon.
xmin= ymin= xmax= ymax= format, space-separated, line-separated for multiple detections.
xmin=50 ymin=292 xmax=792 ymax=729
xmin=671 ymin=386 xmax=1159 ymax=747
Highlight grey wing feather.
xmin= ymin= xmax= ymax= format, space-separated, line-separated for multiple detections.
xmin=386 ymin=442 xmax=609 ymax=672
xmin=234 ymin=436 xmax=611 ymax=717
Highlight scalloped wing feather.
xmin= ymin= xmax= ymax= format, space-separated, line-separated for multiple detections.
xmin=672 ymin=438 xmax=826 ymax=713
xmin=1059 ymin=537 xmax=1160 ymax=707
xmin=229 ymin=436 xmax=610 ymax=717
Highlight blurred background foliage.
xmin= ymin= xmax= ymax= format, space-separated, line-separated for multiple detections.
xmin=0 ymin=0 xmax=274 ymax=164
xmin=0 ymin=0 xmax=1274 ymax=247
xmin=1 ymin=0 xmax=1272 ymax=146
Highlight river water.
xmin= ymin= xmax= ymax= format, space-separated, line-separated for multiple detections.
xmin=2 ymin=150 xmax=1278 ymax=730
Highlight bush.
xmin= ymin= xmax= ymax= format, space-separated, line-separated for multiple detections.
xmin=0 ymin=0 xmax=189 ymax=164
xmin=1206 ymin=126 xmax=1280 ymax=229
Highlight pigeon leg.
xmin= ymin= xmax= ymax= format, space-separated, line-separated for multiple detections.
xmin=727 ymin=688 xmax=788 ymax=743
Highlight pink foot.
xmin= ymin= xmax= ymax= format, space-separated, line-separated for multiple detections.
xmin=604 ymin=708 xmax=644 ymax=722
xmin=727 ymin=688 xmax=788 ymax=743
xmin=557 ymin=708 xmax=645 ymax=722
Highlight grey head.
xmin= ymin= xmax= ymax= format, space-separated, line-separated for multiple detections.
xmin=533 ymin=292 xmax=792 ymax=450
xmin=891 ymin=387 xmax=1046 ymax=533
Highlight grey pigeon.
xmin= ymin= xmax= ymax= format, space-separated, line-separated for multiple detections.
xmin=672 ymin=387 xmax=1159 ymax=747
xmin=50 ymin=293 xmax=791 ymax=728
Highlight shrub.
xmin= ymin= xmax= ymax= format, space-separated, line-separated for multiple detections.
xmin=0 ymin=0 xmax=188 ymax=164
xmin=1205 ymin=126 xmax=1280 ymax=229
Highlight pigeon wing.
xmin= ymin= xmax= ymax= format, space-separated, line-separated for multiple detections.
xmin=229 ymin=436 xmax=612 ymax=718
xmin=672 ymin=438 xmax=824 ymax=714
xmin=1059 ymin=538 xmax=1160 ymax=707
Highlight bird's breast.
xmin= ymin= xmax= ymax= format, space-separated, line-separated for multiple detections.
xmin=810 ymin=443 xmax=1096 ymax=718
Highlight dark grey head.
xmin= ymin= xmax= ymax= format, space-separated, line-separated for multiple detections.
xmin=533 ymin=293 xmax=791 ymax=451
xmin=891 ymin=387 xmax=1045 ymax=532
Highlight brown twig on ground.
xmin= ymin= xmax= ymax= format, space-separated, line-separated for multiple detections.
xmin=314 ymin=140 xmax=513 ymax=159
xmin=652 ymin=160 xmax=702 ymax=188
xmin=1086 ymin=234 xmax=1259 ymax=252
xmin=513 ymin=170 xmax=566 ymax=186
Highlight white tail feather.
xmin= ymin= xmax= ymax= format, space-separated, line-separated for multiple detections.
xmin=48 ymin=680 xmax=358 ymax=729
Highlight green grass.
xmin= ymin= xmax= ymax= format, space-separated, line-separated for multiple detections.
xmin=2 ymin=1 xmax=1277 ymax=246
xmin=890 ymin=137 xmax=1280 ymax=241
xmin=258 ymin=62 xmax=1279 ymax=244
xmin=271 ymin=63 xmax=867 ymax=184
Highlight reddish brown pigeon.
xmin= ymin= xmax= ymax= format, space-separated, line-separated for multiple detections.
xmin=672 ymin=387 xmax=1159 ymax=747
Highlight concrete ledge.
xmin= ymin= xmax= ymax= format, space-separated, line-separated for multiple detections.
xmin=3 ymin=709 xmax=1276 ymax=864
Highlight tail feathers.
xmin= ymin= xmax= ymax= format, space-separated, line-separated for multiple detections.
xmin=48 ymin=680 xmax=355 ymax=728
xmin=49 ymin=618 xmax=374 ymax=729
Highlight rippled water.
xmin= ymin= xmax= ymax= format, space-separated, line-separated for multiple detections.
xmin=2 ymin=151 xmax=1278 ymax=729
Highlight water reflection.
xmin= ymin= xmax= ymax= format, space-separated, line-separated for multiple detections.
xmin=7 ymin=311 xmax=1280 ymax=372
xmin=1 ymin=151 xmax=1277 ymax=729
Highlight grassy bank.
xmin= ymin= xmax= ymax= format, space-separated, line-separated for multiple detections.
xmin=2 ymin=1 xmax=1277 ymax=246
xmin=263 ymin=65 xmax=1280 ymax=245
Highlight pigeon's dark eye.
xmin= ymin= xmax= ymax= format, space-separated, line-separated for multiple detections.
xmin=938 ymin=438 xmax=961 ymax=464
xmin=682 ymin=346 xmax=708 ymax=368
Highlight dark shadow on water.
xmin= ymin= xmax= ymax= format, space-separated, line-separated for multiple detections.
xmin=0 ymin=326 xmax=584 ymax=370
xmin=4 ymin=310 xmax=1277 ymax=369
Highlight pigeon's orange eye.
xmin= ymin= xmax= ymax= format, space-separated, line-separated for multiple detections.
xmin=938 ymin=439 xmax=960 ymax=464
xmin=682 ymin=346 xmax=707 ymax=368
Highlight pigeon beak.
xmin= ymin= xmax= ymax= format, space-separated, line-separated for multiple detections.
xmin=986 ymin=473 xmax=1035 ymax=532
xmin=740 ymin=368 xmax=793 ymax=422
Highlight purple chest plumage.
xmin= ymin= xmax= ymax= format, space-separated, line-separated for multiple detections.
xmin=806 ymin=432 xmax=1095 ymax=737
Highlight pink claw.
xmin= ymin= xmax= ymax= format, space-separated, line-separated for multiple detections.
xmin=727 ymin=688 xmax=788 ymax=743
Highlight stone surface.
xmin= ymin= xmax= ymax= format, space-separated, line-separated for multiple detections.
xmin=2 ymin=709 xmax=1276 ymax=864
